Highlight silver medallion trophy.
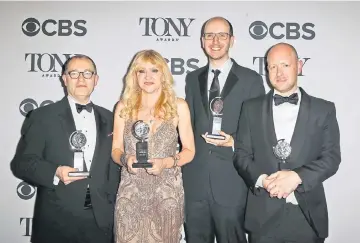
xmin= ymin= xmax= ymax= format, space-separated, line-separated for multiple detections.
xmin=206 ymin=97 xmax=225 ymax=140
xmin=68 ymin=130 xmax=89 ymax=177
xmin=132 ymin=120 xmax=152 ymax=168
xmin=273 ymin=139 xmax=292 ymax=171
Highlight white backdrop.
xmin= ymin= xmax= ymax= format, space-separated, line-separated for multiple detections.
xmin=1 ymin=1 xmax=359 ymax=242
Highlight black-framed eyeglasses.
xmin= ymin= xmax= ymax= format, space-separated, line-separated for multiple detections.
xmin=67 ymin=70 xmax=95 ymax=79
xmin=203 ymin=32 xmax=231 ymax=40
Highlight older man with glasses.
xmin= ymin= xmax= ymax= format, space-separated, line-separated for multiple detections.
xmin=183 ymin=16 xmax=265 ymax=243
xmin=11 ymin=54 xmax=120 ymax=243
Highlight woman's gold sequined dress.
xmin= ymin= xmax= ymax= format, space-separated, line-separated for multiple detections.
xmin=114 ymin=119 xmax=184 ymax=243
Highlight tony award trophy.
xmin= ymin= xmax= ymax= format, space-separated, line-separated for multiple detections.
xmin=132 ymin=120 xmax=152 ymax=168
xmin=68 ymin=130 xmax=89 ymax=177
xmin=206 ymin=97 xmax=225 ymax=140
xmin=273 ymin=139 xmax=292 ymax=171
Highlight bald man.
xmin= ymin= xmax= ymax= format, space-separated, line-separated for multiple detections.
xmin=233 ymin=42 xmax=341 ymax=243
xmin=183 ymin=16 xmax=265 ymax=243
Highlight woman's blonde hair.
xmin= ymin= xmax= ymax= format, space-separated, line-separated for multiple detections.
xmin=120 ymin=49 xmax=177 ymax=120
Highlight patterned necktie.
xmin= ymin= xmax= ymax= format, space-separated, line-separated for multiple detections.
xmin=75 ymin=103 xmax=93 ymax=113
xmin=273 ymin=93 xmax=299 ymax=106
xmin=209 ymin=69 xmax=221 ymax=103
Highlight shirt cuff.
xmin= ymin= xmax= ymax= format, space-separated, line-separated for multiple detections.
xmin=53 ymin=174 xmax=59 ymax=185
xmin=286 ymin=192 xmax=298 ymax=205
xmin=255 ymin=174 xmax=267 ymax=188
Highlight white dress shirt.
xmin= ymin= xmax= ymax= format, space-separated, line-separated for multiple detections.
xmin=53 ymin=96 xmax=97 ymax=185
xmin=256 ymin=88 xmax=301 ymax=204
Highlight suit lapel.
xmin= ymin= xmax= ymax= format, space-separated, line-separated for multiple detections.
xmin=220 ymin=65 xmax=238 ymax=100
xmin=262 ymin=90 xmax=278 ymax=149
xmin=58 ymin=97 xmax=77 ymax=166
xmin=289 ymin=88 xmax=310 ymax=163
xmin=199 ymin=66 xmax=209 ymax=118
xmin=89 ymin=106 xmax=107 ymax=172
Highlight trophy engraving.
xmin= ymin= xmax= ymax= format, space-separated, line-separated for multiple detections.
xmin=273 ymin=139 xmax=292 ymax=171
xmin=68 ymin=130 xmax=89 ymax=177
xmin=206 ymin=97 xmax=225 ymax=140
xmin=132 ymin=120 xmax=152 ymax=168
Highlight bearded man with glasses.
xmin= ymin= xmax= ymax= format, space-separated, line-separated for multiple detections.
xmin=183 ymin=16 xmax=265 ymax=243
xmin=11 ymin=54 xmax=120 ymax=243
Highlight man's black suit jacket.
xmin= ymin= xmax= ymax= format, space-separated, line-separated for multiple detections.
xmin=11 ymin=97 xmax=120 ymax=242
xmin=233 ymin=88 xmax=341 ymax=238
xmin=183 ymin=59 xmax=265 ymax=207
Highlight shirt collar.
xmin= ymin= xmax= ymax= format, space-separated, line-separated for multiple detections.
xmin=209 ymin=58 xmax=233 ymax=75
xmin=67 ymin=95 xmax=91 ymax=105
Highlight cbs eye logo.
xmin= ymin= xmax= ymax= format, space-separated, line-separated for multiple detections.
xmin=19 ymin=98 xmax=54 ymax=117
xmin=17 ymin=181 xmax=36 ymax=200
xmin=22 ymin=18 xmax=41 ymax=37
xmin=249 ymin=21 xmax=269 ymax=40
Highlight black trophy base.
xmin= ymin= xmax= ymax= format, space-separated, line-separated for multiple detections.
xmin=135 ymin=141 xmax=150 ymax=168
xmin=132 ymin=161 xmax=152 ymax=168
xmin=68 ymin=171 xmax=90 ymax=177
xmin=206 ymin=134 xmax=226 ymax=140
xmin=278 ymin=162 xmax=291 ymax=171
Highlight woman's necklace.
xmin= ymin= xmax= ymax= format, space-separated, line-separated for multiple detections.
xmin=141 ymin=106 xmax=155 ymax=124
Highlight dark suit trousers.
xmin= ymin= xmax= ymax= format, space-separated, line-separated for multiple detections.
xmin=32 ymin=208 xmax=112 ymax=243
xmin=249 ymin=204 xmax=325 ymax=243
xmin=185 ymin=186 xmax=247 ymax=243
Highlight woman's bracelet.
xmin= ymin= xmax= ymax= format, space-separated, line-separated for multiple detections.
xmin=172 ymin=154 xmax=180 ymax=168
xmin=120 ymin=153 xmax=127 ymax=168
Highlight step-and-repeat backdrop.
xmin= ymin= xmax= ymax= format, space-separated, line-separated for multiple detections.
xmin=1 ymin=1 xmax=359 ymax=242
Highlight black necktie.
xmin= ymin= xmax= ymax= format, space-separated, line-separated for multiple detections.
xmin=76 ymin=103 xmax=93 ymax=113
xmin=273 ymin=93 xmax=299 ymax=106
xmin=209 ymin=69 xmax=221 ymax=103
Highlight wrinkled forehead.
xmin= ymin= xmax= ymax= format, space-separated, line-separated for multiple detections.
xmin=267 ymin=46 xmax=298 ymax=64
xmin=67 ymin=57 xmax=95 ymax=71
xmin=204 ymin=18 xmax=230 ymax=33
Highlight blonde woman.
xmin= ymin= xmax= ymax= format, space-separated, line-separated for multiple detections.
xmin=111 ymin=50 xmax=195 ymax=243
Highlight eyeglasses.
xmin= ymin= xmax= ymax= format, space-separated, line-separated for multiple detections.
xmin=203 ymin=32 xmax=231 ymax=40
xmin=67 ymin=70 xmax=95 ymax=79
